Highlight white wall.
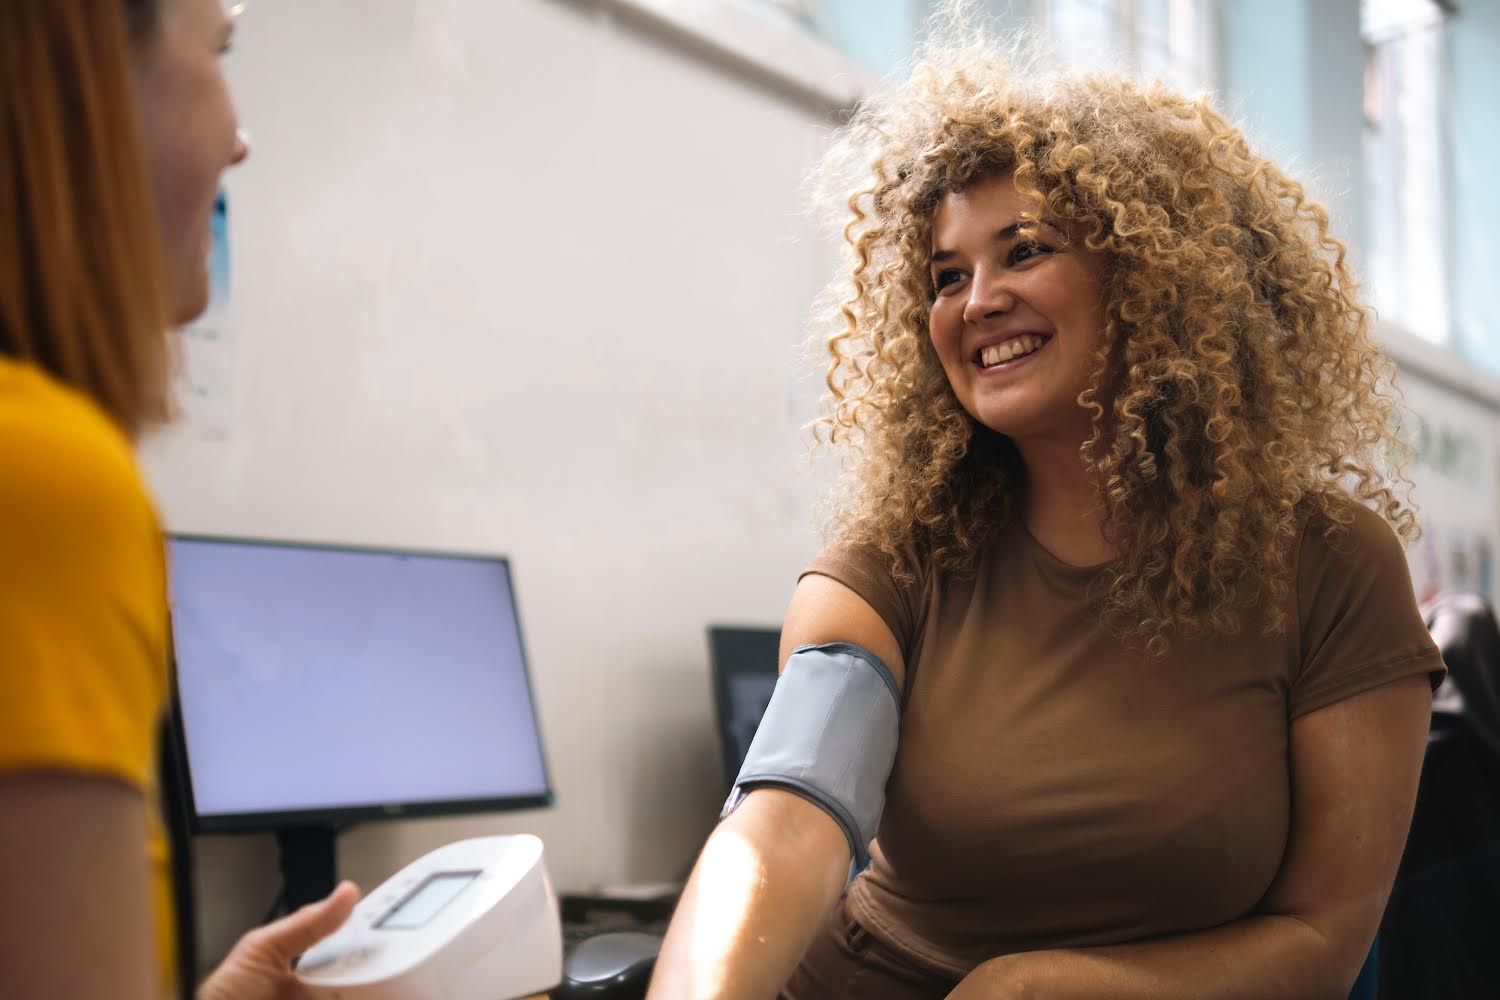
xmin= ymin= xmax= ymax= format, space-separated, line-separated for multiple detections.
xmin=140 ymin=0 xmax=849 ymax=969
xmin=1382 ymin=328 xmax=1500 ymax=606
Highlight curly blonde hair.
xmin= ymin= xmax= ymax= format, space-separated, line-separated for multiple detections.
xmin=814 ymin=30 xmax=1415 ymax=653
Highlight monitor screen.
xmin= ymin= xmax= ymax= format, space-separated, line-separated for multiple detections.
xmin=167 ymin=536 xmax=552 ymax=831
xmin=707 ymin=627 xmax=781 ymax=791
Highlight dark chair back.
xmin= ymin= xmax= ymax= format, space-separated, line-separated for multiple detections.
xmin=1377 ymin=593 xmax=1500 ymax=998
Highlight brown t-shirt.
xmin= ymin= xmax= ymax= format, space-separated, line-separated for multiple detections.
xmin=802 ymin=502 xmax=1445 ymax=977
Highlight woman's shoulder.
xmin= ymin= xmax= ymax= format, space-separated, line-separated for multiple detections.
xmin=1296 ymin=496 xmax=1408 ymax=581
xmin=803 ymin=533 xmax=935 ymax=656
xmin=1292 ymin=497 xmax=1420 ymax=633
xmin=1288 ymin=493 xmax=1440 ymax=716
xmin=0 ymin=359 xmax=156 ymax=546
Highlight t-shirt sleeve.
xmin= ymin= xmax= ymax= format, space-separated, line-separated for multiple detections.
xmin=799 ymin=541 xmax=925 ymax=658
xmin=0 ymin=405 xmax=168 ymax=789
xmin=1292 ymin=503 xmax=1446 ymax=720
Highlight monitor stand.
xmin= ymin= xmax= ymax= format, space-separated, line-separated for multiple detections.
xmin=276 ymin=825 xmax=338 ymax=913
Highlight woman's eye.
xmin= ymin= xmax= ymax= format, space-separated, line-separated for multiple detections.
xmin=933 ymin=268 xmax=964 ymax=291
xmin=1009 ymin=241 xmax=1054 ymax=266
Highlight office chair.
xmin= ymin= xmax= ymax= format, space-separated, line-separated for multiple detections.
xmin=1375 ymin=592 xmax=1500 ymax=998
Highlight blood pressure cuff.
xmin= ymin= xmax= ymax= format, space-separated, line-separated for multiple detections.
xmin=720 ymin=642 xmax=900 ymax=869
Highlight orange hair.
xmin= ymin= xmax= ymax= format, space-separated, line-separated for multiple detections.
xmin=0 ymin=0 xmax=171 ymax=438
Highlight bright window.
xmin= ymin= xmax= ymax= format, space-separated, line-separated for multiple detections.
xmin=1362 ymin=0 xmax=1451 ymax=344
xmin=1044 ymin=0 xmax=1219 ymax=92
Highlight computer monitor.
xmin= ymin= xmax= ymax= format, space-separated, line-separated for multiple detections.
xmin=166 ymin=534 xmax=552 ymax=908
xmin=707 ymin=626 xmax=781 ymax=792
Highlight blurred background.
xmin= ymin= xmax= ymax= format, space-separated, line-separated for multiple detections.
xmin=144 ymin=0 xmax=1500 ymax=972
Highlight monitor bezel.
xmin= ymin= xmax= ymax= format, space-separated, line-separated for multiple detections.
xmin=706 ymin=625 xmax=781 ymax=793
xmin=166 ymin=532 xmax=555 ymax=835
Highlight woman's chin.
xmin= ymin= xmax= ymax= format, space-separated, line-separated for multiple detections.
xmin=966 ymin=403 xmax=1089 ymax=446
xmin=170 ymin=273 xmax=211 ymax=328
xmin=962 ymin=396 xmax=1037 ymax=439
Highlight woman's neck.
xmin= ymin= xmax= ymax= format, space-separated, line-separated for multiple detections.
xmin=1015 ymin=435 xmax=1114 ymax=568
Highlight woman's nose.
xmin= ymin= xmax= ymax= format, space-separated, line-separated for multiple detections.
xmin=231 ymin=127 xmax=251 ymax=165
xmin=962 ymin=267 xmax=1017 ymax=324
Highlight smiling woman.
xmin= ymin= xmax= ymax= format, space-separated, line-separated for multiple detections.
xmin=647 ymin=12 xmax=1443 ymax=1000
xmin=815 ymin=41 xmax=1418 ymax=650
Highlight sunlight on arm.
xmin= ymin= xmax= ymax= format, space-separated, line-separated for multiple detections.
xmin=686 ymin=828 xmax=769 ymax=998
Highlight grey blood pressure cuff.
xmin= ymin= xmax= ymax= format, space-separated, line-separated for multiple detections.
xmin=720 ymin=642 xmax=901 ymax=869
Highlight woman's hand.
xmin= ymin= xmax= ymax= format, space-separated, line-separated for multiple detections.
xmin=198 ymin=881 xmax=361 ymax=1000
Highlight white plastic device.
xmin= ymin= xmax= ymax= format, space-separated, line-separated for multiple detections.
xmin=295 ymin=834 xmax=562 ymax=1000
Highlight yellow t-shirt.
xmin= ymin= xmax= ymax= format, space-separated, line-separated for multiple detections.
xmin=0 ymin=358 xmax=174 ymax=995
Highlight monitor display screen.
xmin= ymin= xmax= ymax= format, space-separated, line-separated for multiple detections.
xmin=168 ymin=536 xmax=551 ymax=830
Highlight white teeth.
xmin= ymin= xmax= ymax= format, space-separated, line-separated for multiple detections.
xmin=980 ymin=336 xmax=1045 ymax=368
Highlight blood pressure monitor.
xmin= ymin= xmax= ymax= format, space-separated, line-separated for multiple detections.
xmin=295 ymin=835 xmax=562 ymax=999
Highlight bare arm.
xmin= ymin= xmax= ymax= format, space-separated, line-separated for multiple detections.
xmin=0 ymin=773 xmax=156 ymax=1000
xmin=0 ymin=770 xmax=363 ymax=1000
xmin=647 ymin=574 xmax=905 ymax=1000
xmin=953 ymin=675 xmax=1432 ymax=1000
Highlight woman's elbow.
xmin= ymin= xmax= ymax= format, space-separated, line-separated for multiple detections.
xmin=1266 ymin=907 xmax=1383 ymax=999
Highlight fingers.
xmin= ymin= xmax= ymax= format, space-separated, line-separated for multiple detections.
xmin=260 ymin=880 xmax=362 ymax=960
